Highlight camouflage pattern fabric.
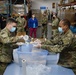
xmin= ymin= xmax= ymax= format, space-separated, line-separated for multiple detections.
xmin=52 ymin=18 xmax=59 ymax=27
xmin=41 ymin=16 xmax=48 ymax=25
xmin=42 ymin=25 xmax=47 ymax=38
xmin=0 ymin=43 xmax=14 ymax=63
xmin=41 ymin=16 xmax=48 ymax=38
xmin=41 ymin=29 xmax=76 ymax=74
xmin=52 ymin=29 xmax=59 ymax=36
xmin=16 ymin=16 xmax=26 ymax=32
xmin=41 ymin=29 xmax=74 ymax=67
xmin=0 ymin=27 xmax=20 ymax=43
xmin=41 ymin=29 xmax=73 ymax=48
xmin=0 ymin=45 xmax=12 ymax=74
xmin=0 ymin=27 xmax=20 ymax=74
xmin=0 ymin=63 xmax=8 ymax=75
xmin=51 ymin=18 xmax=59 ymax=36
xmin=70 ymin=34 xmax=76 ymax=74
xmin=70 ymin=51 xmax=76 ymax=75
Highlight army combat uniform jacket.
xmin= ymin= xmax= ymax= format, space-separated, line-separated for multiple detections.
xmin=16 ymin=16 xmax=26 ymax=32
xmin=0 ymin=27 xmax=20 ymax=74
xmin=41 ymin=30 xmax=73 ymax=63
xmin=41 ymin=29 xmax=76 ymax=74
xmin=41 ymin=29 xmax=73 ymax=51
xmin=41 ymin=16 xmax=48 ymax=38
xmin=51 ymin=18 xmax=59 ymax=36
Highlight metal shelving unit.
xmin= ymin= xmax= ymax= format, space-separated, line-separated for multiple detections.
xmin=11 ymin=0 xmax=27 ymax=15
xmin=58 ymin=1 xmax=76 ymax=23
xmin=0 ymin=0 xmax=27 ymax=17
xmin=0 ymin=0 xmax=9 ymax=18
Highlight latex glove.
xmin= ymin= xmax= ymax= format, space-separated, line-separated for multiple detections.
xmin=35 ymin=43 xmax=41 ymax=48
xmin=34 ymin=39 xmax=41 ymax=44
xmin=23 ymin=35 xmax=29 ymax=41
xmin=18 ymin=35 xmax=24 ymax=39
xmin=16 ymin=35 xmax=25 ymax=43
xmin=16 ymin=42 xmax=24 ymax=45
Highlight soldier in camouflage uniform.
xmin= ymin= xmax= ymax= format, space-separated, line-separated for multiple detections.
xmin=41 ymin=13 xmax=48 ymax=38
xmin=36 ymin=19 xmax=76 ymax=74
xmin=0 ymin=18 xmax=24 ymax=75
xmin=16 ymin=14 xmax=26 ymax=33
xmin=51 ymin=13 xmax=60 ymax=36
xmin=70 ymin=34 xmax=76 ymax=74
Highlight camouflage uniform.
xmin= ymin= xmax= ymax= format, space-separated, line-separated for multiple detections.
xmin=41 ymin=29 xmax=76 ymax=74
xmin=70 ymin=34 xmax=76 ymax=74
xmin=41 ymin=16 xmax=48 ymax=38
xmin=51 ymin=18 xmax=59 ymax=36
xmin=16 ymin=16 xmax=26 ymax=32
xmin=0 ymin=27 xmax=20 ymax=75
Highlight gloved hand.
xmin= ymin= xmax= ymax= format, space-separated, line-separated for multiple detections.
xmin=18 ymin=35 xmax=24 ymax=39
xmin=17 ymin=35 xmax=25 ymax=43
xmin=34 ymin=39 xmax=41 ymax=44
xmin=23 ymin=35 xmax=29 ymax=41
xmin=35 ymin=43 xmax=41 ymax=48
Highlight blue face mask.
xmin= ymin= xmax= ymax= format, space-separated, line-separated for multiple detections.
xmin=58 ymin=27 xmax=63 ymax=33
xmin=10 ymin=27 xmax=16 ymax=32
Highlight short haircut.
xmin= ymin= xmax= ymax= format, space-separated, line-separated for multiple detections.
xmin=6 ymin=18 xmax=17 ymax=24
xmin=61 ymin=19 xmax=70 ymax=28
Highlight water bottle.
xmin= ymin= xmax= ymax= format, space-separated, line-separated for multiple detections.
xmin=21 ymin=59 xmax=26 ymax=75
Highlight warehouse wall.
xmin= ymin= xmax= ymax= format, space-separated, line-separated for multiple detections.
xmin=31 ymin=0 xmax=60 ymax=12
xmin=31 ymin=0 xmax=60 ymax=38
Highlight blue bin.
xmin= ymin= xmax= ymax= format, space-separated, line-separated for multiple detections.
xmin=46 ymin=53 xmax=60 ymax=65
xmin=32 ymin=48 xmax=48 ymax=55
xmin=17 ymin=51 xmax=48 ymax=66
xmin=18 ymin=44 xmax=33 ymax=52
xmin=36 ymin=49 xmax=48 ymax=55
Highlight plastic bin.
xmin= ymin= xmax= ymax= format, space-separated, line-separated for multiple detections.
xmin=18 ymin=44 xmax=33 ymax=52
xmin=17 ymin=51 xmax=48 ymax=66
xmin=13 ymin=49 xmax=19 ymax=64
xmin=46 ymin=53 xmax=60 ymax=65
xmin=13 ymin=46 xmax=48 ymax=64
xmin=32 ymin=48 xmax=49 ymax=55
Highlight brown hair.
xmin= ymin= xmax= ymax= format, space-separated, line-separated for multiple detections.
xmin=6 ymin=18 xmax=17 ymax=24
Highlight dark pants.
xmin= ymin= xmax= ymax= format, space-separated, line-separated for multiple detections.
xmin=29 ymin=28 xmax=37 ymax=38
xmin=42 ymin=24 xmax=47 ymax=38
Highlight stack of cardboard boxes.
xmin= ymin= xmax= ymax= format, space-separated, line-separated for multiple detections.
xmin=59 ymin=0 xmax=76 ymax=24
xmin=60 ymin=0 xmax=76 ymax=4
xmin=12 ymin=4 xmax=25 ymax=15
xmin=0 ymin=0 xmax=7 ymax=14
xmin=68 ymin=0 xmax=76 ymax=3
xmin=65 ymin=8 xmax=75 ymax=23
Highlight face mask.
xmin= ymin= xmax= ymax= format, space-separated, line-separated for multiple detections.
xmin=58 ymin=27 xmax=63 ymax=33
xmin=10 ymin=27 xmax=16 ymax=32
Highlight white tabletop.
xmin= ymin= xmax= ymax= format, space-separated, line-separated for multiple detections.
xmin=4 ymin=63 xmax=75 ymax=75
